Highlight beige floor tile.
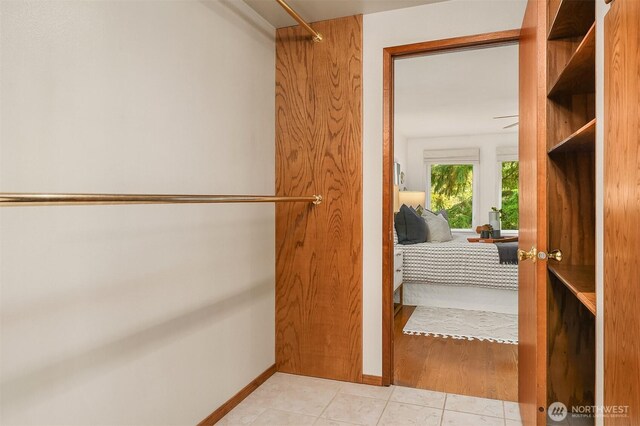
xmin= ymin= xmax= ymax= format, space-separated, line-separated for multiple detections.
xmin=445 ymin=393 xmax=505 ymax=418
xmin=339 ymin=382 xmax=394 ymax=400
xmin=504 ymin=401 xmax=522 ymax=421
xmin=321 ymin=393 xmax=387 ymax=425
xmin=217 ymin=400 xmax=266 ymax=425
xmin=251 ymin=408 xmax=317 ymax=425
xmin=220 ymin=373 xmax=526 ymax=426
xmin=314 ymin=417 xmax=359 ymax=425
xmin=390 ymin=386 xmax=446 ymax=409
xmin=267 ymin=373 xmax=343 ymax=392
xmin=442 ymin=410 xmax=505 ymax=426
xmin=243 ymin=374 xmax=339 ymax=416
xmin=377 ymin=401 xmax=442 ymax=426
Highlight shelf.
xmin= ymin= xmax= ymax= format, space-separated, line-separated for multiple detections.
xmin=548 ymin=118 xmax=596 ymax=154
xmin=548 ymin=0 xmax=595 ymax=40
xmin=394 ymin=283 xmax=403 ymax=316
xmin=394 ymin=302 xmax=402 ymax=316
xmin=548 ymin=264 xmax=596 ymax=315
xmin=548 ymin=23 xmax=595 ymax=97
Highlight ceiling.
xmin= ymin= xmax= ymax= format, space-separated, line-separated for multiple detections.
xmin=242 ymin=0 xmax=443 ymax=28
xmin=394 ymin=43 xmax=519 ymax=138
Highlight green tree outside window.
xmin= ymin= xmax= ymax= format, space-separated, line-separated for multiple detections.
xmin=429 ymin=161 xmax=519 ymax=230
xmin=430 ymin=164 xmax=474 ymax=229
xmin=500 ymin=161 xmax=519 ymax=230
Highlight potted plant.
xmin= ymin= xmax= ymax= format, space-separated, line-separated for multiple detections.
xmin=476 ymin=224 xmax=493 ymax=239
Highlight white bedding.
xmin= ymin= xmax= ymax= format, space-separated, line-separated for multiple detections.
xmin=397 ymin=234 xmax=518 ymax=291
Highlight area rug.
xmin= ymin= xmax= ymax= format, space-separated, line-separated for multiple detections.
xmin=402 ymin=306 xmax=518 ymax=344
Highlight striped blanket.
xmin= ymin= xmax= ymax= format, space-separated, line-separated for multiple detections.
xmin=397 ymin=235 xmax=518 ymax=291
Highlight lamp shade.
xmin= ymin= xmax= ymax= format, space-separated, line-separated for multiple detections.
xmin=398 ymin=191 xmax=426 ymax=209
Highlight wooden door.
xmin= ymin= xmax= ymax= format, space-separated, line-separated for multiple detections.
xmin=518 ymin=0 xmax=547 ymax=424
xmin=275 ymin=15 xmax=363 ymax=383
xmin=604 ymin=0 xmax=640 ymax=423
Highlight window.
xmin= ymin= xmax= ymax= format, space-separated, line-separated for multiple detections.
xmin=428 ymin=164 xmax=475 ymax=229
xmin=499 ymin=160 xmax=519 ymax=230
xmin=423 ymin=149 xmax=480 ymax=230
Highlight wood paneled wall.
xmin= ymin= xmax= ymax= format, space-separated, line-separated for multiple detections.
xmin=275 ymin=16 xmax=363 ymax=382
xmin=547 ymin=151 xmax=596 ymax=266
xmin=547 ymin=276 xmax=595 ymax=415
xmin=604 ymin=0 xmax=640 ymax=423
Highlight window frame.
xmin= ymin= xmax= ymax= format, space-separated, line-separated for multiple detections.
xmin=496 ymin=156 xmax=519 ymax=234
xmin=424 ymin=160 xmax=480 ymax=232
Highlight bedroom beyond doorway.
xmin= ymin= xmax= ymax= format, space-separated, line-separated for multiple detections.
xmin=383 ymin=31 xmax=521 ymax=401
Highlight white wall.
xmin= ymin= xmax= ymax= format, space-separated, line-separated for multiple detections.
xmin=362 ymin=0 xmax=527 ymax=376
xmin=393 ymin=132 xmax=408 ymax=188
xmin=0 ymin=1 xmax=275 ymax=424
xmin=404 ymin=133 xmax=518 ymax=229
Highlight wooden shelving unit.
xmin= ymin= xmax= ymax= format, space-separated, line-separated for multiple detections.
xmin=548 ymin=118 xmax=596 ymax=154
xmin=548 ymin=0 xmax=595 ymax=40
xmin=545 ymin=0 xmax=596 ymax=420
xmin=548 ymin=264 xmax=596 ymax=315
xmin=548 ymin=23 xmax=596 ymax=96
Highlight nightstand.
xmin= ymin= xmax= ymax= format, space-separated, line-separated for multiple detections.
xmin=393 ymin=248 xmax=403 ymax=316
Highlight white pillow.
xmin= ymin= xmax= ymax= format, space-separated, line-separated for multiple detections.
xmin=423 ymin=213 xmax=453 ymax=242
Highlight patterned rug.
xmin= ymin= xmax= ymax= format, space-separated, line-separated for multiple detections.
xmin=403 ymin=306 xmax=518 ymax=344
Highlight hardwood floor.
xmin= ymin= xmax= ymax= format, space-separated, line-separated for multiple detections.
xmin=393 ymin=305 xmax=518 ymax=401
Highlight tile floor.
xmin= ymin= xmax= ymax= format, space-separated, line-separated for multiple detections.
xmin=218 ymin=373 xmax=523 ymax=425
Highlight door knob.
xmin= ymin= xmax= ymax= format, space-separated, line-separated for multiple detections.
xmin=548 ymin=249 xmax=562 ymax=261
xmin=517 ymin=246 xmax=537 ymax=262
xmin=538 ymin=249 xmax=563 ymax=262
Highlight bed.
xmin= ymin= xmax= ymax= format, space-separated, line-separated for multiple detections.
xmin=396 ymin=233 xmax=518 ymax=314
xmin=399 ymin=234 xmax=518 ymax=290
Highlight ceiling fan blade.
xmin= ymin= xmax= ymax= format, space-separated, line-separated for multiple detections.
xmin=493 ymin=114 xmax=519 ymax=119
xmin=503 ymin=122 xmax=519 ymax=129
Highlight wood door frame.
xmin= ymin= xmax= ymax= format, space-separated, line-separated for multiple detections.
xmin=381 ymin=29 xmax=522 ymax=386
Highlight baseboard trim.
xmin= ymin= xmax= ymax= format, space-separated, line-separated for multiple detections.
xmin=198 ymin=364 xmax=277 ymax=425
xmin=361 ymin=374 xmax=384 ymax=386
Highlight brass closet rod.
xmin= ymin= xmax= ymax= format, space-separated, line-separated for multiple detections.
xmin=0 ymin=193 xmax=323 ymax=207
xmin=275 ymin=0 xmax=323 ymax=42
xmin=0 ymin=3 xmax=327 ymax=208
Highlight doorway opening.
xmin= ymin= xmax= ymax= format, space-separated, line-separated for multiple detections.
xmin=382 ymin=30 xmax=521 ymax=401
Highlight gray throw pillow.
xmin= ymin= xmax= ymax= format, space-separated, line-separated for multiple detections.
xmin=424 ymin=208 xmax=449 ymax=222
xmin=423 ymin=213 xmax=453 ymax=242
xmin=394 ymin=205 xmax=428 ymax=244
xmin=422 ymin=209 xmax=437 ymax=220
